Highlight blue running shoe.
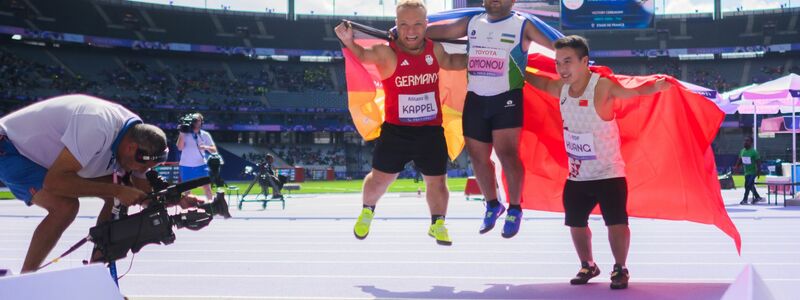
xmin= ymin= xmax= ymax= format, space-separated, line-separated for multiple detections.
xmin=501 ymin=208 xmax=523 ymax=238
xmin=479 ymin=202 xmax=506 ymax=234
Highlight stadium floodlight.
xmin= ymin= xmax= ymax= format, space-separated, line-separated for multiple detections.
xmin=721 ymin=51 xmax=765 ymax=59
xmin=678 ymin=53 xmax=715 ymax=60
xmin=300 ymin=55 xmax=333 ymax=63
xmin=11 ymin=34 xmax=21 ymax=40
xmin=270 ymin=55 xmax=289 ymax=61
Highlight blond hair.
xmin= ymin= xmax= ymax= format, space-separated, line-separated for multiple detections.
xmin=397 ymin=0 xmax=426 ymax=12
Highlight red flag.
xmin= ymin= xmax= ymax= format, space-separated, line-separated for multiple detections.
xmin=343 ymin=39 xmax=467 ymax=161
xmin=520 ymin=61 xmax=742 ymax=253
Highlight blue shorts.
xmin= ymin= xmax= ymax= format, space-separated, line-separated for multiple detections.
xmin=0 ymin=136 xmax=47 ymax=205
xmin=180 ymin=165 xmax=209 ymax=182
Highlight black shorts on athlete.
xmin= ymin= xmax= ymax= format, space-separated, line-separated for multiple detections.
xmin=462 ymin=89 xmax=523 ymax=143
xmin=563 ymin=177 xmax=629 ymax=227
xmin=372 ymin=123 xmax=448 ymax=176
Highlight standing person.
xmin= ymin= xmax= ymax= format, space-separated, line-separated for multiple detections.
xmin=0 ymin=94 xmax=200 ymax=273
xmin=176 ymin=112 xmax=216 ymax=200
xmin=735 ymin=137 xmax=763 ymax=205
xmin=525 ymin=35 xmax=670 ymax=289
xmin=335 ymin=0 xmax=467 ymax=245
xmin=426 ymin=0 xmax=555 ymax=238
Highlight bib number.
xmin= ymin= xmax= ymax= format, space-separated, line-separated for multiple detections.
xmin=564 ymin=130 xmax=597 ymax=160
xmin=468 ymin=47 xmax=507 ymax=77
xmin=399 ymin=92 xmax=438 ymax=123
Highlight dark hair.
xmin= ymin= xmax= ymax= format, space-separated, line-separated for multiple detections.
xmin=554 ymin=35 xmax=590 ymax=59
xmin=128 ymin=123 xmax=167 ymax=155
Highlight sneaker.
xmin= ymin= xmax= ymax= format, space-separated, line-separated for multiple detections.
xmin=610 ymin=264 xmax=630 ymax=290
xmin=570 ymin=262 xmax=600 ymax=285
xmin=501 ymin=208 xmax=523 ymax=238
xmin=740 ymin=199 xmax=748 ymax=205
xmin=479 ymin=202 xmax=506 ymax=234
xmin=428 ymin=219 xmax=452 ymax=246
xmin=353 ymin=208 xmax=374 ymax=240
xmin=753 ymin=197 xmax=765 ymax=203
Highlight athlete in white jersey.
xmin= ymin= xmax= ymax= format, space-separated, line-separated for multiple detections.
xmin=427 ymin=0 xmax=555 ymax=239
xmin=525 ymin=36 xmax=669 ymax=290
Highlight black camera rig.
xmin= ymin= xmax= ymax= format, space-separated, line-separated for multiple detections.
xmin=178 ymin=113 xmax=197 ymax=133
xmin=88 ymin=173 xmax=231 ymax=262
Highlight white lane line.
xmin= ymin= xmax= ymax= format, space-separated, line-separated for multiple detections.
xmin=123 ymin=273 xmax=800 ymax=282
xmin=1 ymin=258 xmax=794 ymax=266
xmin=125 ymin=296 xmax=370 ymax=300
xmin=0 ymin=233 xmax=793 ymax=240
xmin=1 ymin=240 xmax=796 ymax=246
xmin=0 ymin=248 xmax=784 ymax=255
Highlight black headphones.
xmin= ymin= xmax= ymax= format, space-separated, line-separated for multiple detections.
xmin=135 ymin=148 xmax=168 ymax=164
xmin=114 ymin=118 xmax=169 ymax=165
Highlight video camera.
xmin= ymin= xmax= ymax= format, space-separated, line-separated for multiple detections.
xmin=88 ymin=172 xmax=231 ymax=262
xmin=244 ymin=163 xmax=286 ymax=186
xmin=178 ymin=113 xmax=198 ymax=133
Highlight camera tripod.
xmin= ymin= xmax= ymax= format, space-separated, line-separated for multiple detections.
xmin=238 ymin=173 xmax=285 ymax=210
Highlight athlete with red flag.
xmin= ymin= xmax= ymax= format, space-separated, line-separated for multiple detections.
xmin=526 ymin=35 xmax=669 ymax=289
xmin=334 ymin=0 xmax=466 ymax=246
xmin=426 ymin=0 xmax=556 ymax=238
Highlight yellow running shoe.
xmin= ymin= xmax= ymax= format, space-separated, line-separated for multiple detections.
xmin=353 ymin=208 xmax=374 ymax=240
xmin=427 ymin=219 xmax=452 ymax=246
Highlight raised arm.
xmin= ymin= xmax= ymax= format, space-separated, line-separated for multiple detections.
xmin=426 ymin=16 xmax=470 ymax=41
xmin=432 ymin=42 xmax=466 ymax=71
xmin=334 ymin=21 xmax=395 ymax=77
xmin=524 ymin=21 xmax=555 ymax=52
xmin=607 ymin=77 xmax=670 ymax=100
xmin=176 ymin=132 xmax=186 ymax=151
xmin=524 ymin=71 xmax=562 ymax=99
xmin=334 ymin=21 xmax=390 ymax=65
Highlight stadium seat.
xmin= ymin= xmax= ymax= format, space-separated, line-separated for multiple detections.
xmin=283 ymin=183 xmax=301 ymax=196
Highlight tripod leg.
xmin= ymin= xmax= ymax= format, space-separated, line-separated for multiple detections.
xmin=260 ymin=181 xmax=270 ymax=209
xmin=240 ymin=178 xmax=258 ymax=210
xmin=261 ymin=181 xmax=270 ymax=200
xmin=242 ymin=178 xmax=257 ymax=199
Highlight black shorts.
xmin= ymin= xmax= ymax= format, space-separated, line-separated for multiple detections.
xmin=462 ymin=89 xmax=523 ymax=143
xmin=563 ymin=177 xmax=628 ymax=227
xmin=372 ymin=123 xmax=448 ymax=176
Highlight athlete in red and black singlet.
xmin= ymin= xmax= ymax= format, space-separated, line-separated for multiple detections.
xmin=372 ymin=38 xmax=448 ymax=176
xmin=382 ymin=38 xmax=442 ymax=127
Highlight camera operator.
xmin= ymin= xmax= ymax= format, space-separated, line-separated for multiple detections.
xmin=0 ymin=95 xmax=202 ymax=273
xmin=259 ymin=154 xmax=283 ymax=198
xmin=176 ymin=112 xmax=216 ymax=200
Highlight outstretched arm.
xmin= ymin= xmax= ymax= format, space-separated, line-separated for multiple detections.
xmin=433 ymin=42 xmax=467 ymax=71
xmin=524 ymin=71 xmax=562 ymax=98
xmin=426 ymin=16 xmax=470 ymax=41
xmin=607 ymin=77 xmax=670 ymax=100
